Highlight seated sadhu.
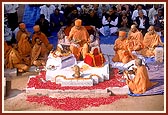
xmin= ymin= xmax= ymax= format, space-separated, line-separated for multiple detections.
xmin=5 ymin=43 xmax=29 ymax=73
xmin=31 ymin=37 xmax=49 ymax=66
xmin=112 ymin=31 xmax=136 ymax=64
xmin=16 ymin=22 xmax=31 ymax=43
xmin=32 ymin=25 xmax=53 ymax=51
xmin=18 ymin=33 xmax=32 ymax=65
xmin=66 ymin=19 xmax=90 ymax=60
xmin=125 ymin=58 xmax=158 ymax=94
xmin=107 ymin=58 xmax=158 ymax=96
xmin=127 ymin=24 xmax=144 ymax=51
xmin=137 ymin=26 xmax=164 ymax=57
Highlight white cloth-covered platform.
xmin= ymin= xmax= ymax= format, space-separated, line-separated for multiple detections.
xmin=46 ymin=60 xmax=109 ymax=86
xmin=45 ymin=51 xmax=109 ymax=86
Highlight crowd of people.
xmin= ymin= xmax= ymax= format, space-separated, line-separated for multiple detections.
xmin=3 ymin=4 xmax=164 ymax=95
xmin=4 ymin=4 xmax=164 ymax=41
xmin=4 ymin=3 xmax=164 ymax=70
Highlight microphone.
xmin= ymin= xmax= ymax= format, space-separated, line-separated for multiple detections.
xmin=128 ymin=64 xmax=134 ymax=69
xmin=145 ymin=63 xmax=150 ymax=70
xmin=119 ymin=64 xmax=134 ymax=74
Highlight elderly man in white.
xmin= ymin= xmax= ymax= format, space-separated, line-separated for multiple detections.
xmin=131 ymin=4 xmax=147 ymax=21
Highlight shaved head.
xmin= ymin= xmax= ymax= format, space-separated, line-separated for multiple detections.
xmin=148 ymin=26 xmax=155 ymax=30
xmin=130 ymin=24 xmax=138 ymax=33
xmin=135 ymin=58 xmax=142 ymax=66
xmin=131 ymin=24 xmax=137 ymax=29
xmin=148 ymin=26 xmax=155 ymax=34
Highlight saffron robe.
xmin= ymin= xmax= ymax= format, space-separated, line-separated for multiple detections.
xmin=126 ymin=65 xmax=157 ymax=94
xmin=31 ymin=43 xmax=49 ymax=65
xmin=68 ymin=26 xmax=90 ymax=60
xmin=112 ymin=38 xmax=136 ymax=64
xmin=16 ymin=29 xmax=30 ymax=42
xmin=18 ymin=34 xmax=32 ymax=65
xmin=138 ymin=32 xmax=164 ymax=57
xmin=5 ymin=48 xmax=29 ymax=71
xmin=127 ymin=30 xmax=144 ymax=51
xmin=32 ymin=32 xmax=53 ymax=51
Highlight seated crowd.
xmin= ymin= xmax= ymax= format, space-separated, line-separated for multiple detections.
xmin=4 ymin=4 xmax=164 ymax=72
xmin=4 ymin=4 xmax=164 ymax=95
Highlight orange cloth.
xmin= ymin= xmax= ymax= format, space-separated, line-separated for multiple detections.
xmin=119 ymin=31 xmax=126 ymax=37
xmin=16 ymin=29 xmax=30 ymax=42
xmin=112 ymin=38 xmax=136 ymax=64
xmin=137 ymin=48 xmax=155 ymax=57
xmin=143 ymin=32 xmax=163 ymax=48
xmin=137 ymin=32 xmax=163 ymax=57
xmin=64 ymin=26 xmax=73 ymax=36
xmin=69 ymin=26 xmax=89 ymax=46
xmin=18 ymin=33 xmax=32 ymax=57
xmin=127 ymin=30 xmax=144 ymax=51
xmin=4 ymin=41 xmax=12 ymax=58
xmin=126 ymin=65 xmax=158 ymax=94
xmin=32 ymin=32 xmax=53 ymax=51
xmin=31 ymin=43 xmax=49 ymax=65
xmin=75 ymin=19 xmax=82 ymax=26
xmin=64 ymin=26 xmax=94 ymax=36
xmin=5 ymin=48 xmax=22 ymax=69
xmin=33 ymin=25 xmax=40 ymax=32
xmin=19 ymin=23 xmax=26 ymax=29
xmin=17 ymin=33 xmax=32 ymax=65
xmin=5 ymin=47 xmax=29 ymax=71
xmin=68 ymin=24 xmax=90 ymax=60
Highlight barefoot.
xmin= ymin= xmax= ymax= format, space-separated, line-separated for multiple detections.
xmin=18 ymin=69 xmax=24 ymax=73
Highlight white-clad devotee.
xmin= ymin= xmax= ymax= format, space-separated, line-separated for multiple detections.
xmin=148 ymin=4 xmax=159 ymax=25
xmin=99 ymin=6 xmax=119 ymax=36
xmin=131 ymin=4 xmax=147 ymax=21
xmin=39 ymin=4 xmax=56 ymax=22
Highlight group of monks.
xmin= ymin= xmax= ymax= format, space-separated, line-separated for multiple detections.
xmin=112 ymin=24 xmax=164 ymax=64
xmin=4 ymin=19 xmax=163 ymax=95
xmin=4 ymin=23 xmax=53 ymax=72
xmin=4 ymin=19 xmax=91 ymax=72
xmin=111 ymin=25 xmax=163 ymax=95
